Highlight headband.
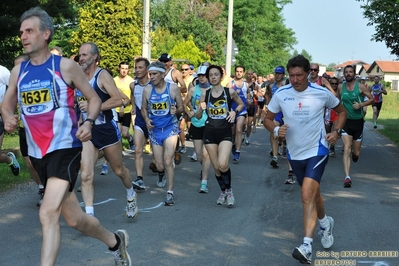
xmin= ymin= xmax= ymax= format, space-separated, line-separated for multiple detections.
xmin=148 ymin=67 xmax=166 ymax=73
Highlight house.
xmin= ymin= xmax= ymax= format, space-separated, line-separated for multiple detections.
xmin=367 ymin=60 xmax=399 ymax=83
xmin=358 ymin=64 xmax=370 ymax=78
xmin=333 ymin=60 xmax=369 ymax=78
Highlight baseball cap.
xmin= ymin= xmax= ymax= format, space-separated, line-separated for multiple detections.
xmin=274 ymin=66 xmax=285 ymax=74
xmin=189 ymin=64 xmax=194 ymax=70
xmin=197 ymin=66 xmax=208 ymax=75
xmin=158 ymin=53 xmax=172 ymax=62
xmin=361 ymin=76 xmax=366 ymax=80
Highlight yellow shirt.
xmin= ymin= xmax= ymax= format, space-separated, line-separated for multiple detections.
xmin=114 ymin=76 xmax=134 ymax=113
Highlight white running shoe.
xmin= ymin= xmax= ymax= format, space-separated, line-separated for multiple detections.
xmin=126 ymin=193 xmax=138 ymax=219
xmin=216 ymin=191 xmax=226 ymax=205
xmin=319 ymin=216 xmax=334 ymax=248
xmin=292 ymin=243 xmax=312 ymax=264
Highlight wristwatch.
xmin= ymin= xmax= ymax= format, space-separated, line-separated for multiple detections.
xmin=80 ymin=118 xmax=95 ymax=127
xmin=336 ymin=128 xmax=342 ymax=137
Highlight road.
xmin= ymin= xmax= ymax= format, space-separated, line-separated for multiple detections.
xmin=0 ymin=122 xmax=398 ymax=266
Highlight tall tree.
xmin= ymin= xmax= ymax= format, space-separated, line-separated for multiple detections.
xmin=70 ymin=0 xmax=143 ymax=70
xmin=357 ymin=0 xmax=399 ymax=57
xmin=151 ymin=0 xmax=226 ymax=65
xmin=170 ymin=35 xmax=211 ymax=67
xmin=0 ymin=0 xmax=76 ymax=68
xmin=291 ymin=49 xmax=313 ymax=63
xmin=231 ymin=0 xmax=296 ymax=75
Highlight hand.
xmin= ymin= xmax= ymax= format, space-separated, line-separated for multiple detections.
xmin=278 ymin=124 xmax=289 ymax=137
xmin=146 ymin=119 xmax=154 ymax=130
xmin=170 ymin=104 xmax=177 ymax=115
xmin=352 ymin=102 xmax=362 ymax=110
xmin=226 ymin=111 xmax=236 ymax=123
xmin=78 ymin=101 xmax=88 ymax=112
xmin=325 ymin=132 xmax=339 ymax=145
xmin=76 ymin=123 xmax=92 ymax=142
xmin=188 ymin=110 xmax=195 ymax=118
xmin=199 ymin=102 xmax=206 ymax=111
xmin=131 ymin=109 xmax=136 ymax=115
xmin=4 ymin=115 xmax=19 ymax=133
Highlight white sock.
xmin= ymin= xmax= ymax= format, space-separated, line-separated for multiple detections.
xmin=319 ymin=215 xmax=330 ymax=229
xmin=167 ymin=190 xmax=173 ymax=194
xmin=345 ymin=175 xmax=351 ymax=180
xmin=201 ymin=180 xmax=208 ymax=185
xmin=85 ymin=206 xmax=94 ymax=216
xmin=127 ymin=187 xmax=135 ymax=200
xmin=38 ymin=184 xmax=44 ymax=189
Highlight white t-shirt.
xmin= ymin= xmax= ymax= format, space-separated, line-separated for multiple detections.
xmin=0 ymin=65 xmax=11 ymax=103
xmin=268 ymin=82 xmax=339 ymax=160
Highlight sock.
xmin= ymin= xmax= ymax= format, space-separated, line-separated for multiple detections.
xmin=303 ymin=237 xmax=313 ymax=250
xmin=126 ymin=187 xmax=135 ymax=200
xmin=85 ymin=206 xmax=94 ymax=216
xmin=345 ymin=175 xmax=351 ymax=180
xmin=38 ymin=184 xmax=44 ymax=189
xmin=109 ymin=233 xmax=121 ymax=251
xmin=167 ymin=190 xmax=173 ymax=195
xmin=201 ymin=179 xmax=208 ymax=185
xmin=158 ymin=171 xmax=165 ymax=181
xmin=215 ymin=175 xmax=225 ymax=191
xmin=221 ymin=168 xmax=231 ymax=190
xmin=235 ymin=150 xmax=240 ymax=153
xmin=319 ymin=215 xmax=330 ymax=229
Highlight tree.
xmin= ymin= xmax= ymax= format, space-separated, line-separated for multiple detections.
xmin=230 ymin=0 xmax=296 ymax=75
xmin=151 ymin=0 xmax=226 ymax=65
xmin=0 ymin=0 xmax=76 ymax=68
xmin=357 ymin=0 xmax=399 ymax=57
xmin=291 ymin=49 xmax=313 ymax=63
xmin=170 ymin=35 xmax=211 ymax=67
xmin=70 ymin=0 xmax=143 ymax=70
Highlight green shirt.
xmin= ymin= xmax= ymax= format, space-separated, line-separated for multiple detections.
xmin=341 ymin=81 xmax=363 ymax=120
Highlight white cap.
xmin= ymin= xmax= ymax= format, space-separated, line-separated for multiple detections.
xmin=361 ymin=76 xmax=366 ymax=80
xmin=197 ymin=66 xmax=208 ymax=75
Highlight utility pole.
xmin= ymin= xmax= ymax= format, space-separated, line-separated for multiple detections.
xmin=142 ymin=0 xmax=151 ymax=60
xmin=225 ymin=0 xmax=234 ymax=78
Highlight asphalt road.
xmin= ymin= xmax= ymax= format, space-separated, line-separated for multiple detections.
xmin=0 ymin=122 xmax=398 ymax=266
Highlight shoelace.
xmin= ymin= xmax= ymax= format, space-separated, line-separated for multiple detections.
xmin=107 ymin=250 xmax=127 ymax=265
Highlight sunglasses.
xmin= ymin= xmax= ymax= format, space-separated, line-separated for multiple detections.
xmin=181 ymin=68 xmax=189 ymax=71
xmin=330 ymin=83 xmax=338 ymax=85
xmin=310 ymin=68 xmax=319 ymax=72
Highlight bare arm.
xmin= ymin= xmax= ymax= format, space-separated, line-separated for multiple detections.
xmin=173 ymin=70 xmax=187 ymax=94
xmin=129 ymin=82 xmax=136 ymax=115
xmin=359 ymin=83 xmax=374 ymax=107
xmin=141 ymin=84 xmax=153 ymax=129
xmin=1 ymin=65 xmax=20 ymax=133
xmin=183 ymin=84 xmax=195 ymax=116
xmin=97 ymin=71 xmax=123 ymax=111
xmin=171 ymin=84 xmax=184 ymax=114
xmin=322 ymin=77 xmax=336 ymax=95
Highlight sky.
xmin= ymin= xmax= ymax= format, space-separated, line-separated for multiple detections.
xmin=282 ymin=0 xmax=396 ymax=66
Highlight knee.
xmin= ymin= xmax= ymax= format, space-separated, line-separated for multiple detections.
xmin=80 ymin=168 xmax=94 ymax=183
xmin=39 ymin=206 xmax=60 ymax=226
xmin=219 ymin=162 xmax=229 ymax=172
xmin=301 ymin=187 xmax=317 ymax=204
xmin=135 ymin=148 xmax=143 ymax=158
xmin=113 ymin=165 xmax=127 ymax=177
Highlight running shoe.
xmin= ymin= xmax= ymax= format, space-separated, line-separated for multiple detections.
xmin=231 ymin=145 xmax=236 ymax=157
xmin=178 ymin=146 xmax=186 ymax=154
xmin=373 ymin=123 xmax=377 ymax=129
xmin=216 ymin=191 xmax=226 ymax=205
xmin=244 ymin=136 xmax=250 ymax=146
xmin=126 ymin=193 xmax=138 ymax=219
xmin=269 ymin=150 xmax=273 ymax=157
xmin=344 ymin=178 xmax=352 ymax=188
xmin=111 ymin=229 xmax=131 ymax=266
xmin=37 ymin=188 xmax=45 ymax=207
xmin=132 ymin=178 xmax=146 ymax=190
xmin=233 ymin=151 xmax=240 ymax=162
xmin=270 ymin=156 xmax=279 ymax=168
xmin=100 ymin=164 xmax=108 ymax=175
xmin=285 ymin=172 xmax=296 ymax=184
xmin=226 ymin=188 xmax=235 ymax=207
xmin=157 ymin=174 xmax=166 ymax=188
xmin=149 ymin=162 xmax=158 ymax=173
xmin=7 ymin=152 xmax=20 ymax=176
xmin=319 ymin=216 xmax=334 ymax=248
xmin=292 ymin=243 xmax=312 ymax=264
xmin=144 ymin=144 xmax=152 ymax=154
xmin=351 ymin=152 xmax=359 ymax=162
xmin=199 ymin=183 xmax=209 ymax=193
xmin=164 ymin=192 xmax=175 ymax=206
xmin=189 ymin=152 xmax=197 ymax=162
xmin=278 ymin=145 xmax=283 ymax=156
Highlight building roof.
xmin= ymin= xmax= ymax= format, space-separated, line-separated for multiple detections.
xmin=367 ymin=60 xmax=399 ymax=73
xmin=334 ymin=60 xmax=368 ymax=69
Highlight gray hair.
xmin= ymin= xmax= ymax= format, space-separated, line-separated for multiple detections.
xmin=81 ymin=42 xmax=101 ymax=62
xmin=148 ymin=61 xmax=165 ymax=71
xmin=20 ymin=7 xmax=54 ymax=44
xmin=50 ymin=46 xmax=63 ymax=56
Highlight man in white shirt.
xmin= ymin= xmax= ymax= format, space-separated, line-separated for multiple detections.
xmin=264 ymin=55 xmax=347 ymax=265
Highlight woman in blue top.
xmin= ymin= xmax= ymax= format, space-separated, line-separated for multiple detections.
xmin=184 ymin=65 xmax=211 ymax=193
